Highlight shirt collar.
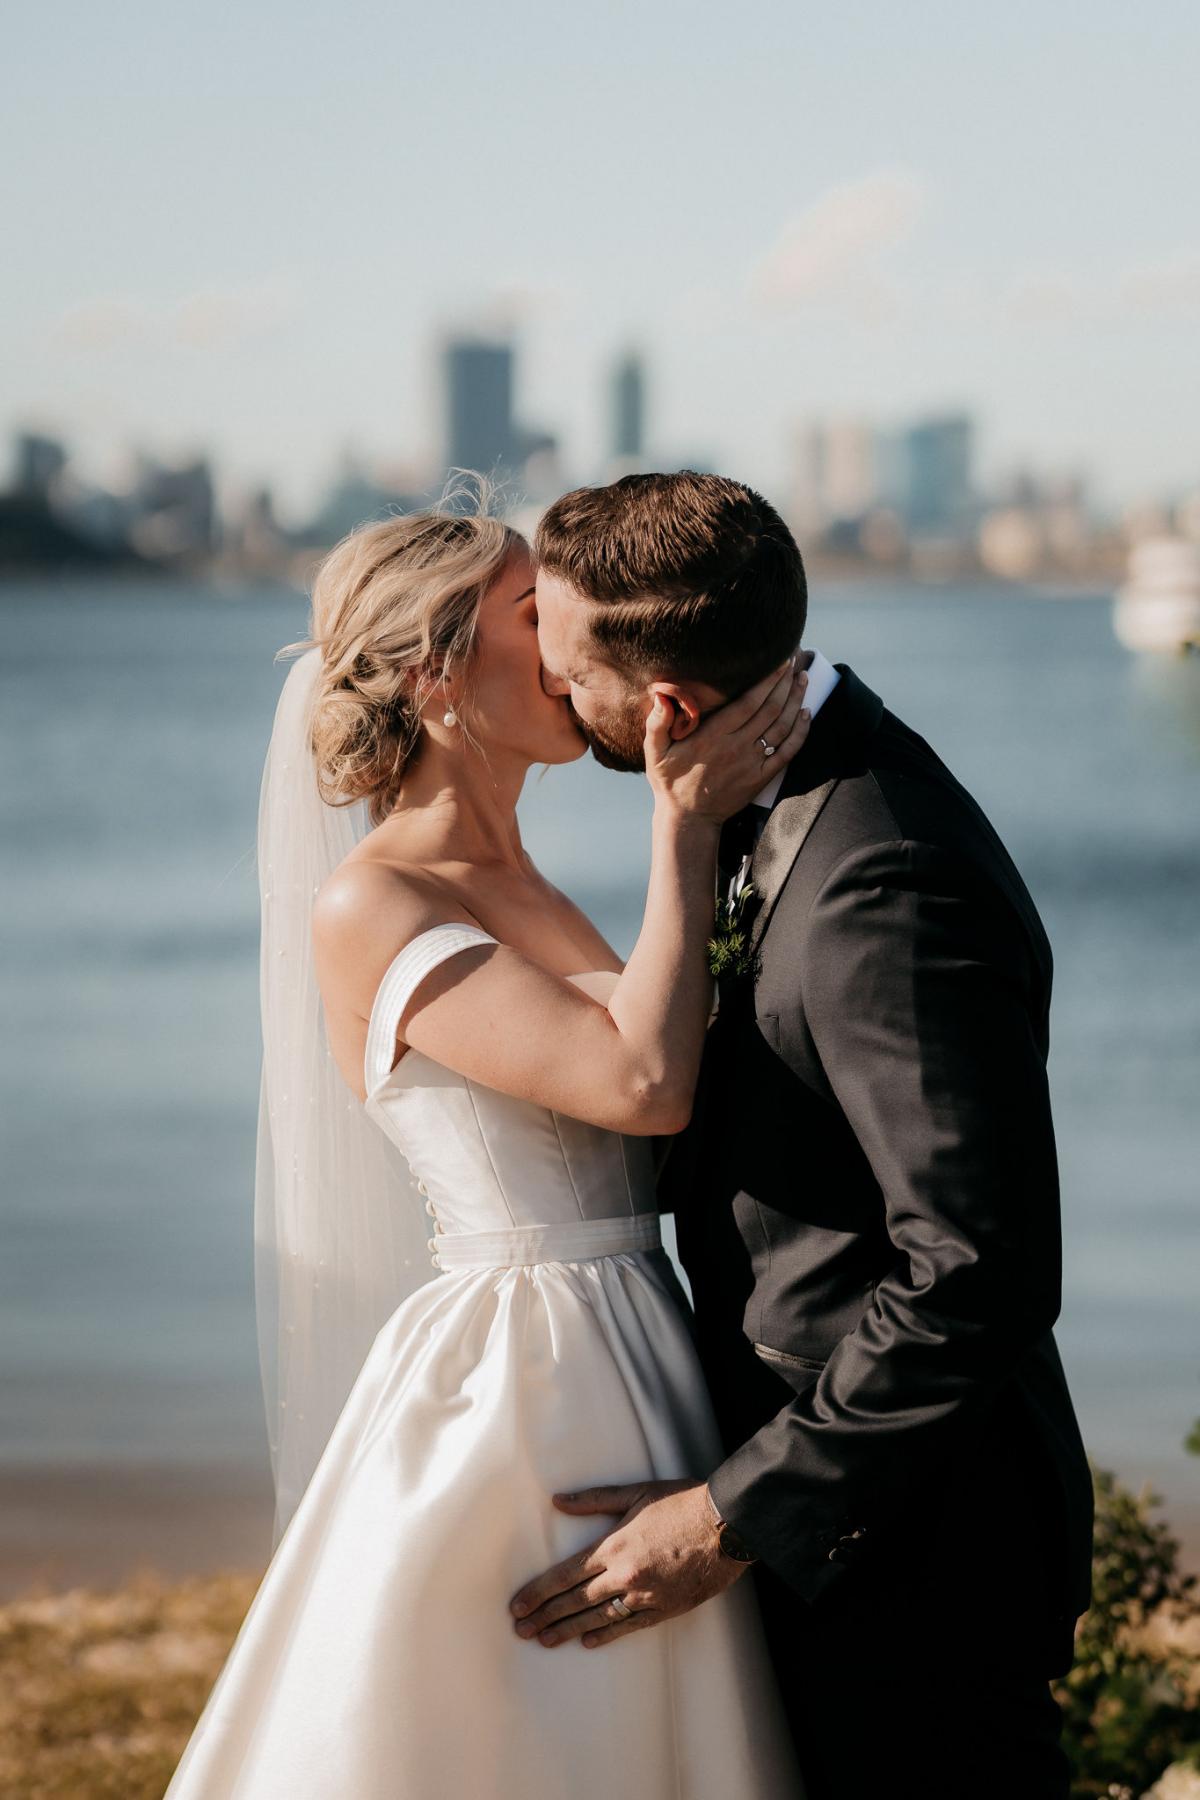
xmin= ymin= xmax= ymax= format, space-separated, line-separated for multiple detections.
xmin=753 ymin=648 xmax=840 ymax=811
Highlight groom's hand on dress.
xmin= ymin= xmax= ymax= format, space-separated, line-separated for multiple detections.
xmin=508 ymin=1478 xmax=747 ymax=1651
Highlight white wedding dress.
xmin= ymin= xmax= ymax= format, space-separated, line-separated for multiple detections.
xmin=167 ymin=924 xmax=801 ymax=1798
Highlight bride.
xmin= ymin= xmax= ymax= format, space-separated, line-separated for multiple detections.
xmin=166 ymin=500 xmax=810 ymax=1798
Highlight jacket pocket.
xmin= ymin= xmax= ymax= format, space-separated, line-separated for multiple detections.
xmin=753 ymin=1341 xmax=827 ymax=1376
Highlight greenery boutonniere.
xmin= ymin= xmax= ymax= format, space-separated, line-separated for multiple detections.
xmin=707 ymin=882 xmax=757 ymax=980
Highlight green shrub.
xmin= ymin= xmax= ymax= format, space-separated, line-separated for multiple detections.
xmin=1056 ymin=1468 xmax=1200 ymax=1798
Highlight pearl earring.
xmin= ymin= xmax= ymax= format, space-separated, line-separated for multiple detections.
xmin=442 ymin=708 xmax=458 ymax=729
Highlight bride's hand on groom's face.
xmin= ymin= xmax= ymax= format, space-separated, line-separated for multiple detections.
xmin=645 ymin=664 xmax=810 ymax=827
xmin=508 ymin=1479 xmax=747 ymax=1652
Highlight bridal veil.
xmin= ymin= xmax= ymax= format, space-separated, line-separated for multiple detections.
xmin=254 ymin=648 xmax=433 ymax=1538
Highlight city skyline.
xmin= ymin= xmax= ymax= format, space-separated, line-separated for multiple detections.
xmin=3 ymin=332 xmax=1143 ymax=589
xmin=6 ymin=0 xmax=1198 ymax=517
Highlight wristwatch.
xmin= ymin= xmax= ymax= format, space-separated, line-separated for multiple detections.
xmin=705 ymin=1485 xmax=758 ymax=1564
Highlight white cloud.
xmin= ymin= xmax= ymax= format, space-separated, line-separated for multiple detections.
xmin=53 ymin=282 xmax=298 ymax=353
xmin=1116 ymin=252 xmax=1200 ymax=318
xmin=747 ymin=178 xmax=1199 ymax=336
xmin=55 ymin=298 xmax=151 ymax=351
xmin=995 ymin=253 xmax=1200 ymax=328
xmin=173 ymin=283 xmax=296 ymax=348
xmin=750 ymin=168 xmax=927 ymax=310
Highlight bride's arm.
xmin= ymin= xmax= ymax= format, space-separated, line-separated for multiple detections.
xmin=315 ymin=665 xmax=809 ymax=1134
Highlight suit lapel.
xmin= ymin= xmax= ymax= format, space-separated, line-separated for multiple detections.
xmin=746 ymin=664 xmax=884 ymax=954
xmin=747 ymin=779 xmax=839 ymax=952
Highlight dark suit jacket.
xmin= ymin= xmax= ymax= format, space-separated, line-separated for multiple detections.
xmin=663 ymin=664 xmax=1093 ymax=1657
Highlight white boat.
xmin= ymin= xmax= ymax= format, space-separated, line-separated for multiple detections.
xmin=1114 ymin=537 xmax=1200 ymax=654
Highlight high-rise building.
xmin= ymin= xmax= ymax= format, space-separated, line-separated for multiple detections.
xmin=443 ymin=338 xmax=516 ymax=478
xmin=611 ymin=351 xmax=645 ymax=463
xmin=791 ymin=421 xmax=878 ymax=531
xmin=901 ymin=414 xmax=974 ymax=532
xmin=305 ymin=453 xmax=425 ymax=546
xmin=822 ymin=421 xmax=877 ymax=519
xmin=790 ymin=427 xmax=825 ymax=535
xmin=15 ymin=433 xmax=67 ymax=502
xmin=127 ymin=455 xmax=217 ymax=561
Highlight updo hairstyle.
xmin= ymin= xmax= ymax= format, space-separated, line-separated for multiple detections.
xmin=291 ymin=505 xmax=522 ymax=824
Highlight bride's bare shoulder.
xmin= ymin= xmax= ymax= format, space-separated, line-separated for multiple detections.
xmin=312 ymin=857 xmax=479 ymax=1020
xmin=315 ymin=853 xmax=427 ymax=930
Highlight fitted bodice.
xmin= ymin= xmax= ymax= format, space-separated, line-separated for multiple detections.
xmin=362 ymin=926 xmax=658 ymax=1242
xmin=170 ymin=921 xmax=800 ymax=1800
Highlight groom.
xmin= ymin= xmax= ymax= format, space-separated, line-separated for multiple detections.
xmin=515 ymin=472 xmax=1094 ymax=1799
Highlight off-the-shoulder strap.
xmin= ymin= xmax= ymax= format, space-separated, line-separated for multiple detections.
xmin=363 ymin=923 xmax=498 ymax=1096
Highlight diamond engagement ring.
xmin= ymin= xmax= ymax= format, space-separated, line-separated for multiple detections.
xmin=758 ymin=736 xmax=776 ymax=757
xmin=609 ymin=1596 xmax=634 ymax=1620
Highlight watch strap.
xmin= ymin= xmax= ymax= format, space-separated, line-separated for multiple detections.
xmin=704 ymin=1484 xmax=758 ymax=1564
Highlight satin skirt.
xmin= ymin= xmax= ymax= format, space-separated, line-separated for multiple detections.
xmin=165 ymin=1245 xmax=801 ymax=1797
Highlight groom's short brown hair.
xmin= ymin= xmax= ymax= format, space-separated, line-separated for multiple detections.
xmin=534 ymin=471 xmax=807 ymax=697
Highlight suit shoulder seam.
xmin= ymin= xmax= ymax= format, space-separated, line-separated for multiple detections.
xmin=864 ymin=766 xmax=905 ymax=841
xmin=802 ymin=833 xmax=972 ymax=933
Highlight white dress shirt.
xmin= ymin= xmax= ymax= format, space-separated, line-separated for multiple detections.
xmin=725 ymin=648 xmax=840 ymax=904
xmin=753 ymin=647 xmax=840 ymax=812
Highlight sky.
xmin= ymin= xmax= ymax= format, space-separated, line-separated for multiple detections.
xmin=5 ymin=0 xmax=1198 ymax=522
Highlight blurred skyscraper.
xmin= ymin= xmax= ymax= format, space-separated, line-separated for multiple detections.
xmin=301 ymin=452 xmax=427 ymax=547
xmin=900 ymin=414 xmax=974 ymax=533
xmin=443 ymin=338 xmax=517 ymax=478
xmin=127 ymin=455 xmax=217 ymax=562
xmin=15 ymin=433 xmax=67 ymax=502
xmin=791 ymin=421 xmax=878 ymax=538
xmin=610 ymin=351 xmax=645 ymax=463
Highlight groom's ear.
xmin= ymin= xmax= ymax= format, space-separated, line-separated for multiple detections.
xmin=648 ymin=682 xmax=702 ymax=742
xmin=648 ymin=680 xmax=721 ymax=742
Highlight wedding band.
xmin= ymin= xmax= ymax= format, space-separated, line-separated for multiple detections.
xmin=758 ymin=737 xmax=776 ymax=757
xmin=609 ymin=1596 xmax=633 ymax=1620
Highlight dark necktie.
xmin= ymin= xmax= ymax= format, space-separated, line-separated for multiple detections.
xmin=718 ymin=803 xmax=770 ymax=887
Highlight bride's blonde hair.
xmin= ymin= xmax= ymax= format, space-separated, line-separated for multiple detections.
xmin=288 ymin=496 xmax=522 ymax=824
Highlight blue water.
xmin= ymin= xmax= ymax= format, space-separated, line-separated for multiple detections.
xmin=1 ymin=577 xmax=1197 ymax=1552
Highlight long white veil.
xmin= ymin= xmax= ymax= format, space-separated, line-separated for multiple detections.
xmin=254 ymin=648 xmax=435 ymax=1541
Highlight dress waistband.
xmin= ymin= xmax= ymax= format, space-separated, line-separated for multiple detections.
xmin=431 ymin=1213 xmax=662 ymax=1272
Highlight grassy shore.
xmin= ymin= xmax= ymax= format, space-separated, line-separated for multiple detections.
xmin=4 ymin=1481 xmax=1198 ymax=1800
xmin=0 ymin=1569 xmax=258 ymax=1799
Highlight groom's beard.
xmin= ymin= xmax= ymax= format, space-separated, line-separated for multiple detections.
xmin=564 ymin=695 xmax=647 ymax=773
